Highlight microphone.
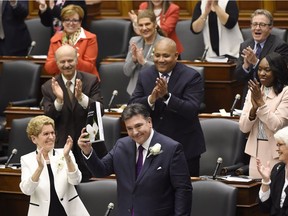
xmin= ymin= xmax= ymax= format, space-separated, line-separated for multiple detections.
xmin=5 ymin=148 xmax=18 ymax=168
xmin=212 ymin=157 xmax=223 ymax=180
xmin=26 ymin=41 xmax=36 ymax=57
xmin=230 ymin=94 xmax=241 ymax=117
xmin=108 ymin=90 xmax=118 ymax=112
xmin=104 ymin=202 xmax=114 ymax=216
xmin=200 ymin=47 xmax=209 ymax=62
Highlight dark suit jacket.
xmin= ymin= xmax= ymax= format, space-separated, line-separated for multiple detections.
xmin=85 ymin=131 xmax=192 ymax=216
xmin=0 ymin=1 xmax=31 ymax=56
xmin=129 ymin=63 xmax=206 ymax=160
xmin=235 ymin=34 xmax=288 ymax=105
xmin=235 ymin=34 xmax=288 ymax=82
xmin=41 ymin=71 xmax=103 ymax=148
xmin=258 ymin=162 xmax=288 ymax=216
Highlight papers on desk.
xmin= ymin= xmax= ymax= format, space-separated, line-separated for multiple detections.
xmin=206 ymin=56 xmax=229 ymax=63
xmin=30 ymin=55 xmax=47 ymax=59
xmin=212 ymin=109 xmax=242 ymax=117
xmin=218 ymin=175 xmax=253 ymax=183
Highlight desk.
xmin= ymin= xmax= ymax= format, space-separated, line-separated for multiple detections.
xmin=0 ymin=168 xmax=267 ymax=216
xmin=1 ymin=56 xmax=243 ymax=113
xmin=0 ymin=168 xmax=29 ymax=216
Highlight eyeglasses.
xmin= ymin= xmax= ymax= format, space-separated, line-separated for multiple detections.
xmin=251 ymin=22 xmax=271 ymax=28
xmin=63 ymin=19 xmax=81 ymax=24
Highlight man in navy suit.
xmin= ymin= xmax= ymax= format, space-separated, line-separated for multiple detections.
xmin=78 ymin=103 xmax=192 ymax=216
xmin=129 ymin=37 xmax=206 ymax=177
xmin=235 ymin=9 xmax=288 ymax=106
xmin=0 ymin=0 xmax=31 ymax=56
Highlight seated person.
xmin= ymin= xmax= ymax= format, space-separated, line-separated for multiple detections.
xmin=44 ymin=4 xmax=100 ymax=79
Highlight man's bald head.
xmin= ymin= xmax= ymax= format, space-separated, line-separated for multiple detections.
xmin=55 ymin=45 xmax=77 ymax=61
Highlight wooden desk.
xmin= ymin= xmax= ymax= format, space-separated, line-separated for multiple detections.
xmin=0 ymin=168 xmax=267 ymax=216
xmin=0 ymin=168 xmax=29 ymax=216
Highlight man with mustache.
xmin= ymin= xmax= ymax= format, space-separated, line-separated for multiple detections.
xmin=41 ymin=44 xmax=103 ymax=182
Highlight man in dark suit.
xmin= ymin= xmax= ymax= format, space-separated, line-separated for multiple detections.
xmin=0 ymin=0 xmax=31 ymax=56
xmin=129 ymin=37 xmax=206 ymax=177
xmin=41 ymin=44 xmax=103 ymax=182
xmin=78 ymin=103 xmax=192 ymax=216
xmin=235 ymin=9 xmax=288 ymax=106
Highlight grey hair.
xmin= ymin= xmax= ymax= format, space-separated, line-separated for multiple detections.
xmin=251 ymin=9 xmax=273 ymax=26
xmin=274 ymin=126 xmax=288 ymax=146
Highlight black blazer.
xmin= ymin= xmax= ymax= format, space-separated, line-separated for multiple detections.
xmin=0 ymin=1 xmax=31 ymax=56
xmin=129 ymin=63 xmax=206 ymax=159
xmin=258 ymin=162 xmax=288 ymax=216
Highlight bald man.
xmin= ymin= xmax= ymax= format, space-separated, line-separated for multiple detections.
xmin=129 ymin=38 xmax=206 ymax=176
xmin=41 ymin=45 xmax=103 ymax=182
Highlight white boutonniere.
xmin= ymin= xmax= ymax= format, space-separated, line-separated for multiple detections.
xmin=57 ymin=156 xmax=65 ymax=172
xmin=86 ymin=121 xmax=99 ymax=142
xmin=147 ymin=143 xmax=163 ymax=158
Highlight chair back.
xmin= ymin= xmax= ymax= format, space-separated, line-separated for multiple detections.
xmin=191 ymin=180 xmax=238 ymax=216
xmin=176 ymin=20 xmax=205 ymax=61
xmin=241 ymin=27 xmax=287 ymax=41
xmin=0 ymin=61 xmax=41 ymax=116
xmin=186 ymin=65 xmax=206 ymax=112
xmin=89 ymin=19 xmax=133 ymax=68
xmin=102 ymin=116 xmax=121 ymax=151
xmin=25 ymin=18 xmax=51 ymax=55
xmin=7 ymin=117 xmax=35 ymax=164
xmin=76 ymin=180 xmax=118 ymax=216
xmin=199 ymin=118 xmax=247 ymax=176
xmin=99 ymin=62 xmax=130 ymax=109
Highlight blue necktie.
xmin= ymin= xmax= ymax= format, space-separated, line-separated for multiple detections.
xmin=136 ymin=145 xmax=144 ymax=178
xmin=255 ymin=43 xmax=262 ymax=59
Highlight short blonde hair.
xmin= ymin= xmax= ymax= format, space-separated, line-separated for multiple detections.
xmin=26 ymin=115 xmax=55 ymax=140
xmin=61 ymin=4 xmax=84 ymax=21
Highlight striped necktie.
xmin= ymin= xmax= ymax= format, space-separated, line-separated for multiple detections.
xmin=66 ymin=81 xmax=73 ymax=102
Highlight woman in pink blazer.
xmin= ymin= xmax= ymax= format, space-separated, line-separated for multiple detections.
xmin=44 ymin=4 xmax=99 ymax=79
xmin=129 ymin=0 xmax=183 ymax=54
xmin=239 ymin=52 xmax=288 ymax=178
xmin=20 ymin=115 xmax=89 ymax=216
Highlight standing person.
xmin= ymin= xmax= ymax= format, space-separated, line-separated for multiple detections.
xmin=0 ymin=0 xmax=31 ymax=56
xmin=129 ymin=0 xmax=183 ymax=54
xmin=129 ymin=37 xmax=206 ymax=177
xmin=78 ymin=103 xmax=192 ymax=216
xmin=20 ymin=115 xmax=89 ymax=216
xmin=124 ymin=9 xmax=163 ymax=95
xmin=190 ymin=0 xmax=243 ymax=59
xmin=36 ymin=0 xmax=88 ymax=35
xmin=44 ymin=4 xmax=100 ymax=79
xmin=235 ymin=9 xmax=288 ymax=106
xmin=256 ymin=126 xmax=288 ymax=216
xmin=41 ymin=45 xmax=103 ymax=182
xmin=239 ymin=52 xmax=288 ymax=178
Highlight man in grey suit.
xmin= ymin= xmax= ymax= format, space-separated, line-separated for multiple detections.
xmin=235 ymin=9 xmax=288 ymax=106
xmin=78 ymin=103 xmax=192 ymax=216
xmin=41 ymin=45 xmax=103 ymax=182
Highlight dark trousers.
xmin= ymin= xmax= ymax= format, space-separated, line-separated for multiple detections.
xmin=187 ymin=156 xmax=200 ymax=177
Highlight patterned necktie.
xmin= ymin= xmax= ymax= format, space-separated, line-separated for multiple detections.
xmin=0 ymin=0 xmax=4 ymax=39
xmin=255 ymin=43 xmax=262 ymax=59
xmin=161 ymin=73 xmax=170 ymax=83
xmin=136 ymin=145 xmax=144 ymax=178
xmin=66 ymin=81 xmax=73 ymax=101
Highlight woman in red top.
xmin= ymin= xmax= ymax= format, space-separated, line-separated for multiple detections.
xmin=44 ymin=4 xmax=99 ymax=79
xmin=129 ymin=0 xmax=183 ymax=55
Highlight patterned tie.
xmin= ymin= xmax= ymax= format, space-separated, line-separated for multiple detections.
xmin=255 ymin=43 xmax=262 ymax=59
xmin=0 ymin=0 xmax=4 ymax=39
xmin=66 ymin=81 xmax=73 ymax=102
xmin=136 ymin=145 xmax=144 ymax=178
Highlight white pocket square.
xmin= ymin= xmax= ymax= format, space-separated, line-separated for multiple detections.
xmin=157 ymin=166 xmax=162 ymax=170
